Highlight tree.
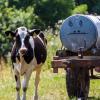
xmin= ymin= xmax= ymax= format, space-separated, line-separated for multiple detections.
xmin=75 ymin=0 xmax=100 ymax=14
xmin=8 ymin=0 xmax=34 ymax=9
xmin=34 ymin=0 xmax=75 ymax=30
xmin=91 ymin=0 xmax=100 ymax=14
xmin=8 ymin=0 xmax=75 ymax=30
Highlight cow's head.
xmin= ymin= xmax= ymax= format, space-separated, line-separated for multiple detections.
xmin=5 ymin=27 xmax=40 ymax=56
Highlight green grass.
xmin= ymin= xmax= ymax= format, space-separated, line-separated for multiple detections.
xmin=0 ymin=68 xmax=67 ymax=100
xmin=0 ymin=67 xmax=100 ymax=100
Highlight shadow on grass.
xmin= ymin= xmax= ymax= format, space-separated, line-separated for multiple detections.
xmin=88 ymin=96 xmax=100 ymax=100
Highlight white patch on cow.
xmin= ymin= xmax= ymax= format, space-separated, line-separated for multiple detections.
xmin=13 ymin=57 xmax=37 ymax=75
xmin=29 ymin=36 xmax=35 ymax=50
xmin=13 ymin=62 xmax=31 ymax=75
xmin=13 ymin=57 xmax=29 ymax=75
xmin=37 ymin=35 xmax=44 ymax=45
xmin=21 ymin=39 xmax=25 ymax=48
xmin=17 ymin=27 xmax=27 ymax=37
xmin=17 ymin=27 xmax=28 ymax=49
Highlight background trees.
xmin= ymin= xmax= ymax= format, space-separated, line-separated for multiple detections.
xmin=34 ymin=0 xmax=75 ymax=30
xmin=75 ymin=0 xmax=100 ymax=14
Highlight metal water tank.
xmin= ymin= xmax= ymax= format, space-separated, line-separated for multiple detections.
xmin=60 ymin=14 xmax=100 ymax=52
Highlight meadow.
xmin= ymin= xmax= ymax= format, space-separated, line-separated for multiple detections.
xmin=0 ymin=33 xmax=100 ymax=100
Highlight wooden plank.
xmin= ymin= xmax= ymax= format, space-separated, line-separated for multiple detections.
xmin=51 ymin=56 xmax=100 ymax=69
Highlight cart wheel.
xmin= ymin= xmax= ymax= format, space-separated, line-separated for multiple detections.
xmin=66 ymin=67 xmax=90 ymax=99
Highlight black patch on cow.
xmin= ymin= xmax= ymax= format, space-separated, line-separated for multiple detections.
xmin=24 ymin=34 xmax=30 ymax=48
xmin=23 ymin=47 xmax=34 ymax=64
xmin=11 ymin=46 xmax=17 ymax=63
xmin=23 ymin=35 xmax=34 ymax=64
xmin=34 ymin=37 xmax=47 ymax=64
xmin=11 ymin=46 xmax=20 ymax=63
xmin=16 ymin=35 xmax=21 ymax=49
xmin=11 ymin=34 xmax=21 ymax=64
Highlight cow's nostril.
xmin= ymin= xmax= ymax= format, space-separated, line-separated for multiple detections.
xmin=20 ymin=48 xmax=27 ymax=55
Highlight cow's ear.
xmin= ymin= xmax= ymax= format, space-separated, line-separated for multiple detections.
xmin=5 ymin=31 xmax=15 ymax=37
xmin=29 ymin=29 xmax=40 ymax=36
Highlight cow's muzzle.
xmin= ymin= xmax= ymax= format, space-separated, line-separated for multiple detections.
xmin=19 ymin=48 xmax=27 ymax=55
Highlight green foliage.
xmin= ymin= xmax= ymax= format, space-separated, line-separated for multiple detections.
xmin=7 ymin=7 xmax=37 ymax=29
xmin=34 ymin=0 xmax=75 ymax=29
xmin=8 ymin=0 xmax=75 ymax=29
xmin=0 ymin=0 xmax=12 ymax=58
xmin=75 ymin=0 xmax=100 ymax=14
xmin=43 ymin=32 xmax=61 ymax=70
xmin=91 ymin=1 xmax=100 ymax=14
xmin=8 ymin=0 xmax=34 ymax=9
xmin=72 ymin=4 xmax=88 ymax=14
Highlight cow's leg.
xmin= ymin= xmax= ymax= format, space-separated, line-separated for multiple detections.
xmin=22 ymin=70 xmax=32 ymax=100
xmin=34 ymin=67 xmax=41 ymax=100
xmin=14 ymin=70 xmax=21 ymax=100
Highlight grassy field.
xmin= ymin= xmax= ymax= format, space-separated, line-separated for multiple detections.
xmin=0 ymin=67 xmax=100 ymax=100
xmin=0 ymin=34 xmax=100 ymax=100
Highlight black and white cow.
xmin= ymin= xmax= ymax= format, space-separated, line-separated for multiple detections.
xmin=5 ymin=27 xmax=47 ymax=100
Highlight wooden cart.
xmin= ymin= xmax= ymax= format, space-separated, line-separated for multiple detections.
xmin=51 ymin=49 xmax=100 ymax=100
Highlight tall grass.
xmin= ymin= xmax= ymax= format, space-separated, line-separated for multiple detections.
xmin=43 ymin=32 xmax=61 ymax=70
